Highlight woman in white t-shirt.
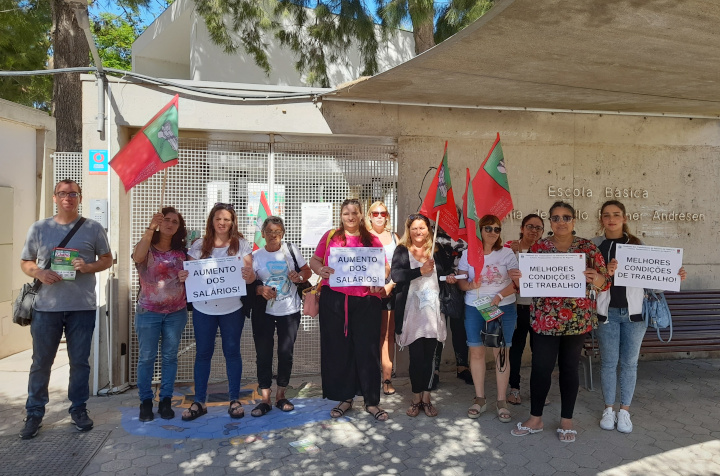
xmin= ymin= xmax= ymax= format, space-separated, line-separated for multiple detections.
xmin=250 ymin=216 xmax=312 ymax=417
xmin=181 ymin=203 xmax=255 ymax=422
xmin=458 ymin=214 xmax=519 ymax=423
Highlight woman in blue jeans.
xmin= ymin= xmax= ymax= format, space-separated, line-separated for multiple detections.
xmin=182 ymin=203 xmax=255 ymax=421
xmin=133 ymin=207 xmax=189 ymax=421
xmin=593 ymin=200 xmax=686 ymax=433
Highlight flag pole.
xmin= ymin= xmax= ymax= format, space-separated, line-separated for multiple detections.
xmin=158 ymin=168 xmax=169 ymax=211
xmin=431 ymin=210 xmax=440 ymax=254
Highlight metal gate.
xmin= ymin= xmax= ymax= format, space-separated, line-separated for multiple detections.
xmin=129 ymin=138 xmax=398 ymax=384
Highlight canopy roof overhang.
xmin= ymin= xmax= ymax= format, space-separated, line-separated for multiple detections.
xmin=326 ymin=0 xmax=720 ymax=118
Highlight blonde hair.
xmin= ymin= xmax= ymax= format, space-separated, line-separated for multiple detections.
xmin=400 ymin=214 xmax=435 ymax=259
xmin=366 ymin=201 xmax=392 ymax=232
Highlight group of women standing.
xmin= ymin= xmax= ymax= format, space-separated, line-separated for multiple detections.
xmin=132 ymin=198 xmax=686 ymax=442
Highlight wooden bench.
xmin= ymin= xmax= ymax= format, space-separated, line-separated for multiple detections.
xmin=581 ymin=290 xmax=720 ymax=390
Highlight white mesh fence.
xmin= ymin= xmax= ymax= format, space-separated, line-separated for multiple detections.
xmin=129 ymin=138 xmax=397 ymax=384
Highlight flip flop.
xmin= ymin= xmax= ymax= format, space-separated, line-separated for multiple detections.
xmin=251 ymin=402 xmax=272 ymax=417
xmin=557 ymin=428 xmax=577 ymax=443
xmin=275 ymin=398 xmax=295 ymax=412
xmin=181 ymin=401 xmax=207 ymax=422
xmin=511 ymin=422 xmax=544 ymax=437
xmin=228 ymin=400 xmax=245 ymax=419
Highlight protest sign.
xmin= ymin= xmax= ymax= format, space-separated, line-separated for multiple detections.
xmin=519 ymin=253 xmax=586 ymax=298
xmin=614 ymin=244 xmax=683 ymax=292
xmin=327 ymin=247 xmax=385 ymax=287
xmin=184 ymin=256 xmax=247 ymax=302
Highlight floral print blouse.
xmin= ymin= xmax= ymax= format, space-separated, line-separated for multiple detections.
xmin=136 ymin=246 xmax=187 ymax=314
xmin=530 ymin=237 xmax=610 ymax=336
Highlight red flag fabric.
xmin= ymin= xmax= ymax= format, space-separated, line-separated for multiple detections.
xmin=253 ymin=191 xmax=272 ymax=251
xmin=110 ymin=95 xmax=180 ymax=192
xmin=464 ymin=168 xmax=484 ymax=282
xmin=419 ymin=141 xmax=460 ymax=240
xmin=471 ymin=133 xmax=514 ymax=221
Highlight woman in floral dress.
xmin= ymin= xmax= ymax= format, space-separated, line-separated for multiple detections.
xmin=511 ymin=201 xmax=610 ymax=443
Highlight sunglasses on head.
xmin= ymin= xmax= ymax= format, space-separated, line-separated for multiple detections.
xmin=524 ymin=224 xmax=544 ymax=232
xmin=550 ymin=215 xmax=574 ymax=223
xmin=483 ymin=226 xmax=502 ymax=233
xmin=371 ymin=211 xmax=388 ymax=217
xmin=214 ymin=202 xmax=234 ymax=211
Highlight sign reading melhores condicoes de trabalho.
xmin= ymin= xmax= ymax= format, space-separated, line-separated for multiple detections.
xmin=613 ymin=244 xmax=684 ymax=292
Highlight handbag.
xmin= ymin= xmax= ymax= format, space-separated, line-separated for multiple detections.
xmin=481 ymin=317 xmax=507 ymax=371
xmin=643 ymin=289 xmax=673 ymax=342
xmin=286 ymin=243 xmax=311 ymax=296
xmin=439 ymin=282 xmax=464 ymax=320
xmin=302 ymin=230 xmax=335 ymax=317
xmin=12 ymin=217 xmax=86 ymax=326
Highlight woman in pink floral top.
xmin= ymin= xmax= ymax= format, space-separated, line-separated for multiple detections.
xmin=511 ymin=201 xmax=609 ymax=443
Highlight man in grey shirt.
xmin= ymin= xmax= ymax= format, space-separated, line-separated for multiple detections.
xmin=19 ymin=179 xmax=112 ymax=439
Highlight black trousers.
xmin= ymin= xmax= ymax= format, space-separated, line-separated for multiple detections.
xmin=409 ymin=337 xmax=440 ymax=393
xmin=509 ymin=304 xmax=533 ymax=389
xmin=319 ymin=287 xmax=382 ymax=406
xmin=433 ymin=315 xmax=469 ymax=371
xmin=530 ymin=331 xmax=586 ymax=419
xmin=251 ymin=311 xmax=301 ymax=389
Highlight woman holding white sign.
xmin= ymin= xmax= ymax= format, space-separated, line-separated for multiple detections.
xmin=457 ymin=215 xmax=519 ymax=423
xmin=391 ymin=214 xmax=446 ymax=417
xmin=592 ymin=200 xmax=686 ymax=433
xmin=511 ymin=201 xmax=609 ymax=443
xmin=250 ymin=216 xmax=312 ymax=417
xmin=182 ymin=203 xmax=255 ymax=422
xmin=310 ymin=199 xmax=389 ymax=421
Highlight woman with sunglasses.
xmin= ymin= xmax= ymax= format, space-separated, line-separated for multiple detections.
xmin=250 ymin=216 xmax=312 ymax=417
xmin=511 ymin=201 xmax=609 ymax=443
xmin=133 ymin=207 xmax=189 ymax=421
xmin=310 ymin=199 xmax=390 ymax=421
xmin=391 ymin=214 xmax=446 ymax=417
xmin=458 ymin=215 xmax=519 ymax=423
xmin=182 ymin=203 xmax=255 ymax=422
xmin=366 ymin=201 xmax=400 ymax=396
xmin=504 ymin=214 xmax=545 ymax=406
xmin=592 ymin=200 xmax=686 ymax=433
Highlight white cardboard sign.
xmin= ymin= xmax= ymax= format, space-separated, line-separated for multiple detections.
xmin=519 ymin=253 xmax=586 ymax=298
xmin=183 ymin=256 xmax=247 ymax=302
xmin=327 ymin=247 xmax=385 ymax=287
xmin=613 ymin=244 xmax=683 ymax=292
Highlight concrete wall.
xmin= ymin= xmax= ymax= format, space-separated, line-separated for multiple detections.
xmin=0 ymin=100 xmax=55 ymax=359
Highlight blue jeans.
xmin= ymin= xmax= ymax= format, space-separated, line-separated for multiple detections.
xmin=135 ymin=307 xmax=188 ymax=402
xmin=596 ymin=307 xmax=647 ymax=406
xmin=26 ymin=310 xmax=96 ymax=417
xmin=192 ymin=308 xmax=245 ymax=402
xmin=464 ymin=303 xmax=518 ymax=347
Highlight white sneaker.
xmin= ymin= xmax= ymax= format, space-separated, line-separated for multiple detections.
xmin=600 ymin=407 xmax=616 ymax=430
xmin=617 ymin=409 xmax=633 ymax=433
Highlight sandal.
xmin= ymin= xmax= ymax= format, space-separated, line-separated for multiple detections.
xmin=557 ymin=428 xmax=577 ymax=443
xmin=422 ymin=401 xmax=438 ymax=418
xmin=511 ymin=421 xmax=544 ymax=436
xmin=496 ymin=401 xmax=512 ymax=423
xmin=330 ymin=399 xmax=353 ymax=418
xmin=507 ymin=389 xmax=521 ymax=405
xmin=250 ymin=402 xmax=272 ymax=417
xmin=181 ymin=401 xmax=207 ymax=422
xmin=275 ymin=398 xmax=295 ymax=412
xmin=228 ymin=400 xmax=245 ymax=419
xmin=467 ymin=397 xmax=486 ymax=419
xmin=406 ymin=401 xmax=422 ymax=417
xmin=382 ymin=380 xmax=396 ymax=396
xmin=365 ymin=405 xmax=389 ymax=421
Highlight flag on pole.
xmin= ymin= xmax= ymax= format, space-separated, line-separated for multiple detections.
xmin=463 ymin=168 xmax=484 ymax=282
xmin=109 ymin=95 xmax=180 ymax=192
xmin=419 ymin=141 xmax=461 ymax=240
xmin=471 ymin=133 xmax=514 ymax=220
xmin=253 ymin=191 xmax=272 ymax=251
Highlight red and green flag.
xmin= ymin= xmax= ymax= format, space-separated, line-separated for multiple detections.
xmin=463 ymin=168 xmax=484 ymax=282
xmin=253 ymin=191 xmax=272 ymax=251
xmin=471 ymin=133 xmax=514 ymax=220
xmin=419 ymin=141 xmax=461 ymax=240
xmin=109 ymin=95 xmax=180 ymax=192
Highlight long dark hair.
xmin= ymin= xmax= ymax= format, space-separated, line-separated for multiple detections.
xmin=598 ymin=200 xmax=642 ymax=244
xmin=519 ymin=213 xmax=543 ymax=240
xmin=150 ymin=207 xmax=187 ymax=251
xmin=333 ymin=198 xmax=375 ymax=247
xmin=200 ymin=202 xmax=244 ymax=258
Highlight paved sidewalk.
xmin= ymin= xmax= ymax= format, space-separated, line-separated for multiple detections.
xmin=1 ymin=348 xmax=719 ymax=475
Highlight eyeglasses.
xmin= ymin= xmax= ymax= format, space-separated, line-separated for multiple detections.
xmin=371 ymin=211 xmax=388 ymax=217
xmin=524 ymin=225 xmax=544 ymax=232
xmin=55 ymin=192 xmax=80 ymax=199
xmin=550 ymin=215 xmax=574 ymax=223
xmin=214 ymin=202 xmax=234 ymax=211
xmin=264 ymin=230 xmax=284 ymax=236
xmin=483 ymin=226 xmax=502 ymax=233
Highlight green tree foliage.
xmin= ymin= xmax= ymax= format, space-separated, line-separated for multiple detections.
xmin=0 ymin=0 xmax=52 ymax=110
xmin=91 ymin=12 xmax=141 ymax=70
xmin=434 ymin=0 xmax=493 ymax=44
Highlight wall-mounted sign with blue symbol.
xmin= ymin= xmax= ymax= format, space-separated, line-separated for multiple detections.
xmin=89 ymin=149 xmax=109 ymax=175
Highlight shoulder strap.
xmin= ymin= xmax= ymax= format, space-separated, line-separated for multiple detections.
xmin=44 ymin=217 xmax=86 ymax=270
xmin=286 ymin=243 xmax=301 ymax=272
xmin=323 ymin=229 xmax=336 ymax=266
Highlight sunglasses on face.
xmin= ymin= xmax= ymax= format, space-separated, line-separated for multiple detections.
xmin=55 ymin=192 xmax=80 ymax=199
xmin=524 ymin=224 xmax=544 ymax=232
xmin=550 ymin=215 xmax=574 ymax=223
xmin=483 ymin=226 xmax=502 ymax=233
xmin=214 ymin=202 xmax=234 ymax=211
xmin=371 ymin=211 xmax=388 ymax=217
